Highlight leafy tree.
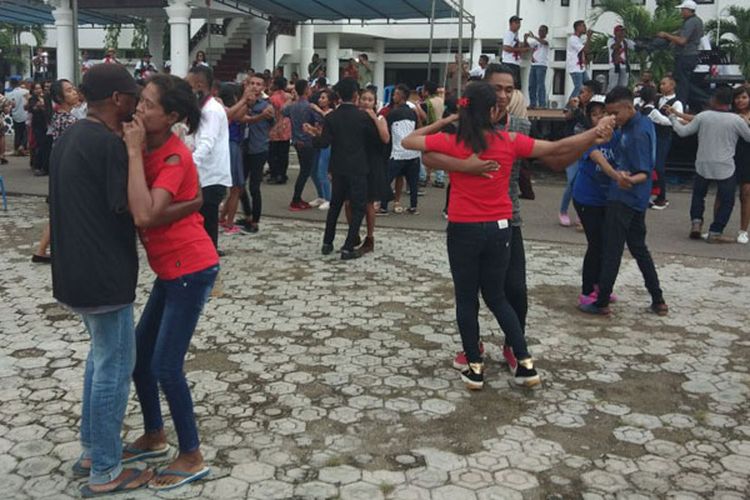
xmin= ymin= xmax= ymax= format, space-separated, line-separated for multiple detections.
xmin=705 ymin=5 xmax=750 ymax=80
xmin=0 ymin=23 xmax=46 ymax=74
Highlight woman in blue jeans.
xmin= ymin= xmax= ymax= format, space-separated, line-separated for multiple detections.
xmin=122 ymin=74 xmax=219 ymax=492
xmin=310 ymin=89 xmax=333 ymax=209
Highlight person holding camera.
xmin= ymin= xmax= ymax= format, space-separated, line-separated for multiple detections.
xmin=608 ymin=25 xmax=635 ymax=91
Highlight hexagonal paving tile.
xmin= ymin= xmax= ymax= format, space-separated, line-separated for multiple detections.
xmin=493 ymin=469 xmax=539 ymax=491
xmin=467 ymin=451 xmax=510 ymax=472
xmin=613 ymin=426 xmax=654 ymax=445
xmin=318 ymin=465 xmax=362 ymax=485
xmin=581 ymin=470 xmax=629 ymax=493
xmin=231 ymin=461 xmax=275 ymax=483
xmin=449 ymin=468 xmax=494 ymax=490
xmin=340 ymin=480 xmax=386 ymax=500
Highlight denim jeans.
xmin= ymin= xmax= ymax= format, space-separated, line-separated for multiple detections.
xmin=292 ymin=145 xmax=317 ymax=202
xmin=241 ymin=151 xmax=267 ymax=223
xmin=559 ymin=162 xmax=579 ymax=214
xmin=383 ymin=158 xmax=420 ymax=210
xmin=569 ymin=71 xmax=589 ymax=101
xmin=607 ymin=66 xmax=630 ymax=91
xmin=446 ymin=221 xmax=530 ymax=363
xmin=312 ymin=147 xmax=332 ymax=201
xmin=132 ymin=266 xmax=219 ymax=453
xmin=595 ymin=201 xmax=664 ymax=308
xmin=690 ymin=174 xmax=737 ymax=234
xmin=80 ymin=305 xmax=136 ymax=485
xmin=573 ymin=201 xmax=607 ymax=295
xmin=654 ymin=128 xmax=672 ymax=202
xmin=528 ymin=65 xmax=547 ymax=108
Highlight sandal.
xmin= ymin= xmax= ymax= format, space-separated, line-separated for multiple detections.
xmin=79 ymin=467 xmax=153 ymax=498
xmin=148 ymin=466 xmax=210 ymax=492
xmin=122 ymin=443 xmax=170 ymax=464
xmin=393 ymin=202 xmax=404 ymax=214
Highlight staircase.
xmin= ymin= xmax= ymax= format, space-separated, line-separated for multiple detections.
xmin=199 ymin=18 xmax=256 ymax=82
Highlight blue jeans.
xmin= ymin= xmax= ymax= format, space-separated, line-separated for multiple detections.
xmin=446 ymin=221 xmax=530 ymax=363
xmin=560 ymin=162 xmax=579 ymax=214
xmin=312 ymin=147 xmax=331 ymax=201
xmin=528 ymin=65 xmax=547 ymax=108
xmin=132 ymin=265 xmax=218 ymax=453
xmin=80 ymin=305 xmax=136 ymax=485
xmin=569 ymin=71 xmax=589 ymax=101
xmin=690 ymin=174 xmax=736 ymax=234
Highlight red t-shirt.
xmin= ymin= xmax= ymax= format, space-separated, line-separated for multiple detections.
xmin=140 ymin=133 xmax=218 ymax=280
xmin=424 ymin=131 xmax=535 ymax=223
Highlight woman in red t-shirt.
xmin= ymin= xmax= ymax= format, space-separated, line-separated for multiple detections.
xmin=122 ymin=74 xmax=218 ymax=492
xmin=401 ymin=81 xmax=541 ymax=391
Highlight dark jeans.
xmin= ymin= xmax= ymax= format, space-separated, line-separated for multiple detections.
xmin=690 ymin=174 xmax=736 ymax=234
xmin=506 ymin=225 xmax=528 ymax=335
xmin=595 ymin=201 xmax=664 ymax=308
xmin=654 ymin=128 xmax=672 ymax=202
xmin=241 ymin=151 xmax=267 ymax=223
xmin=507 ymin=63 xmax=521 ymax=90
xmin=268 ymin=140 xmax=290 ymax=181
xmin=323 ymin=173 xmax=368 ymax=251
xmin=674 ymin=54 xmax=708 ymax=110
xmin=573 ymin=201 xmax=607 ymax=296
xmin=13 ymin=121 xmax=27 ymax=150
xmin=447 ymin=221 xmax=529 ymax=364
xmin=132 ymin=265 xmax=218 ymax=453
xmin=200 ymin=185 xmax=227 ymax=249
xmin=382 ymin=158 xmax=420 ymax=210
xmin=292 ymin=144 xmax=318 ymax=202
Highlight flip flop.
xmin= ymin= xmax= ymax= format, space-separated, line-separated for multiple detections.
xmin=148 ymin=466 xmax=210 ymax=492
xmin=72 ymin=458 xmax=90 ymax=478
xmin=79 ymin=468 xmax=151 ymax=498
xmin=121 ymin=444 xmax=170 ymax=464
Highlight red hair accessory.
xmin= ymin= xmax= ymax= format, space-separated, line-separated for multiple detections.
xmin=457 ymin=97 xmax=470 ymax=108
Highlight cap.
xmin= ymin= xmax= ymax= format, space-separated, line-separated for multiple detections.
xmin=509 ymin=15 xmax=522 ymax=23
xmin=590 ymin=94 xmax=606 ymax=104
xmin=80 ymin=63 xmax=138 ymax=102
xmin=676 ymin=0 xmax=697 ymax=10
xmin=614 ymin=24 xmax=624 ymax=33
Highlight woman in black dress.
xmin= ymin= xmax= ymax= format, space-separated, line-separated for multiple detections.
xmin=733 ymin=85 xmax=750 ymax=244
xmin=26 ymin=82 xmax=52 ymax=176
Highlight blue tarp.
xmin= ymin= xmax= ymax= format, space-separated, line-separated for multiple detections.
xmin=0 ymin=0 xmax=138 ymax=26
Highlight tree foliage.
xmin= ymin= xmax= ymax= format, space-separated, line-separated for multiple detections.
xmin=104 ymin=24 xmax=122 ymax=51
xmin=705 ymin=5 xmax=750 ymax=79
xmin=0 ymin=23 xmax=46 ymax=74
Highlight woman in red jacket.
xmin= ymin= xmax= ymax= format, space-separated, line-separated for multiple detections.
xmin=122 ymin=74 xmax=218 ymax=492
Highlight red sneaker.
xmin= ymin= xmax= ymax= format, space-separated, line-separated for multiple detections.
xmin=298 ymin=200 xmax=312 ymax=209
xmin=502 ymin=344 xmax=518 ymax=374
xmin=452 ymin=341 xmax=484 ymax=371
xmin=289 ymin=201 xmax=306 ymax=211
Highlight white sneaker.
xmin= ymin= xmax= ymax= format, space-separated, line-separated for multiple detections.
xmin=738 ymin=231 xmax=749 ymax=244
xmin=318 ymin=201 xmax=330 ymax=210
xmin=308 ymin=198 xmax=324 ymax=208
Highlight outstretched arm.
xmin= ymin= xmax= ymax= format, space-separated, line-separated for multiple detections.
xmin=422 ymin=152 xmax=498 ymax=177
xmin=401 ymin=114 xmax=458 ymax=151
xmin=531 ymin=116 xmax=616 ymax=170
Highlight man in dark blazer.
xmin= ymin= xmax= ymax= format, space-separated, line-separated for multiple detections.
xmin=306 ymin=78 xmax=379 ymax=260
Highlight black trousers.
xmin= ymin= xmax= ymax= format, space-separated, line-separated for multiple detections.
xmin=268 ymin=140 xmax=290 ymax=181
xmin=594 ymin=201 xmax=664 ymax=308
xmin=323 ymin=173 xmax=368 ymax=251
xmin=240 ymin=151 xmax=267 ymax=223
xmin=200 ymin=185 xmax=227 ymax=249
xmin=292 ymin=145 xmax=317 ymax=202
xmin=447 ymin=221 xmax=529 ymax=363
xmin=505 ymin=225 xmax=528 ymax=334
xmin=674 ymin=54 xmax=709 ymax=111
xmin=573 ymin=201 xmax=607 ymax=296
xmin=507 ymin=63 xmax=522 ymax=90
xmin=13 ymin=121 xmax=27 ymax=150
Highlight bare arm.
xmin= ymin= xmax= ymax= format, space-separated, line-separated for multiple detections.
xmin=531 ymin=116 xmax=615 ymax=170
xmin=401 ymin=114 xmax=458 ymax=151
xmin=589 ymin=149 xmax=620 ymax=181
xmin=669 ymin=113 xmax=700 ymax=137
xmin=422 ymin=152 xmax=498 ymax=177
xmin=368 ymin=111 xmax=390 ymax=143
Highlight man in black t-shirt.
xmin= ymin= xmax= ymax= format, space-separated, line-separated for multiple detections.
xmin=48 ymin=64 xmax=154 ymax=495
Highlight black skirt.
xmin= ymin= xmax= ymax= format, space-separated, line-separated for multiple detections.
xmin=736 ymin=139 xmax=750 ymax=184
xmin=367 ymin=143 xmax=393 ymax=202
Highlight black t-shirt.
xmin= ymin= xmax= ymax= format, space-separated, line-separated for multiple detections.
xmin=49 ymin=120 xmax=138 ymax=308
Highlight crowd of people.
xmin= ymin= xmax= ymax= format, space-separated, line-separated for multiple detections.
xmin=0 ymin=2 xmax=749 ymax=495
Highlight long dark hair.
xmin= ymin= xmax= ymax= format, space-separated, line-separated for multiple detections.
xmin=50 ymin=78 xmax=71 ymax=105
xmin=147 ymin=74 xmax=202 ymax=134
xmin=456 ymin=81 xmax=498 ymax=153
xmin=732 ymin=85 xmax=749 ymax=113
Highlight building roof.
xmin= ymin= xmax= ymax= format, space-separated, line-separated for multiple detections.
xmin=0 ymin=0 xmax=139 ymax=26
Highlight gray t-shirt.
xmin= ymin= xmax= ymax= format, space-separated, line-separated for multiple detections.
xmin=676 ymin=15 xmax=703 ymax=56
xmin=504 ymin=115 xmax=532 ymax=227
xmin=670 ymin=110 xmax=750 ymax=180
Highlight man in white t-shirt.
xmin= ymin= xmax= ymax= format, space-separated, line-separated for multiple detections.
xmin=469 ymin=55 xmax=490 ymax=79
xmin=566 ymin=20 xmax=592 ymax=100
xmin=5 ymin=77 xmax=29 ymax=155
xmin=502 ymin=15 xmax=530 ymax=90
xmin=607 ymin=25 xmax=636 ymax=91
xmin=525 ymin=25 xmax=549 ymax=108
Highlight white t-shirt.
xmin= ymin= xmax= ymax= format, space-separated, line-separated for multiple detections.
xmin=6 ymin=87 xmax=29 ymax=123
xmin=502 ymin=30 xmax=521 ymax=65
xmin=527 ymin=38 xmax=549 ymax=67
xmin=191 ymin=97 xmax=232 ymax=188
xmin=607 ymin=38 xmax=636 ymax=65
xmin=469 ymin=65 xmax=486 ymax=78
xmin=566 ymin=35 xmax=586 ymax=74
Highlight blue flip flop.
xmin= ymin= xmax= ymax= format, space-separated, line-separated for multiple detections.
xmin=121 ymin=444 xmax=170 ymax=464
xmin=148 ymin=466 xmax=210 ymax=492
xmin=79 ymin=468 xmax=150 ymax=498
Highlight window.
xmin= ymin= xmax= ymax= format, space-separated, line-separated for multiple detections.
xmin=553 ymin=68 xmax=566 ymax=95
xmin=554 ymin=50 xmax=566 ymax=62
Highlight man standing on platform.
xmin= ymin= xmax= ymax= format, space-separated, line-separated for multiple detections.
xmin=566 ymin=20 xmax=592 ymax=100
xmin=607 ymin=25 xmax=635 ymax=91
xmin=526 ymin=25 xmax=549 ymax=109
xmin=502 ymin=15 xmax=529 ymax=90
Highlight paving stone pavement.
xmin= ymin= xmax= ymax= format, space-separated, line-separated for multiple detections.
xmin=1 ymin=197 xmax=749 ymax=499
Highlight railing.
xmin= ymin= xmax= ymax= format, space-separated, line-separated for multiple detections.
xmin=189 ymin=19 xmax=230 ymax=52
xmin=266 ymin=16 xmax=295 ymax=48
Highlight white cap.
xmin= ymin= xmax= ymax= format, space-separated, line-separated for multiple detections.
xmin=590 ymin=94 xmax=606 ymax=104
xmin=676 ymin=0 xmax=697 ymax=10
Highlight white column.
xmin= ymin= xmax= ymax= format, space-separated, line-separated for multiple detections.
xmin=325 ymin=33 xmax=340 ymax=85
xmin=299 ymin=22 xmax=314 ymax=79
xmin=165 ymin=0 xmax=191 ymax=77
xmin=146 ymin=17 xmax=165 ymax=70
xmin=50 ymin=0 xmax=75 ymax=81
xmin=471 ymin=38 xmax=482 ymax=69
xmin=374 ymin=39 xmax=385 ymax=102
xmin=249 ymin=19 xmax=269 ymax=72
